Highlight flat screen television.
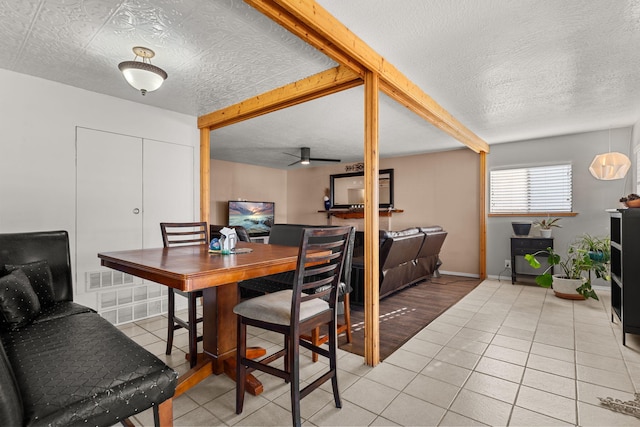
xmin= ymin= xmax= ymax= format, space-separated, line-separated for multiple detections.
xmin=228 ymin=201 xmax=275 ymax=237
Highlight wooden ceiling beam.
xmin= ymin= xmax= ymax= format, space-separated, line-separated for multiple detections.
xmin=198 ymin=65 xmax=362 ymax=130
xmin=251 ymin=0 xmax=489 ymax=153
xmin=380 ymin=80 xmax=488 ymax=154
xmin=247 ymin=0 xmax=365 ymax=76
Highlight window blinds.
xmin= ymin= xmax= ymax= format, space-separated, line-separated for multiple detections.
xmin=490 ymin=164 xmax=572 ymax=213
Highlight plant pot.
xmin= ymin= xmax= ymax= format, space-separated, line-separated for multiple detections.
xmin=552 ymin=275 xmax=585 ymax=300
xmin=512 ymin=222 xmax=531 ymax=236
xmin=539 ymin=229 xmax=552 ymax=238
xmin=588 ymin=250 xmax=607 ymax=262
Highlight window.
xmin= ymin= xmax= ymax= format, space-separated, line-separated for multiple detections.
xmin=490 ymin=164 xmax=572 ymax=214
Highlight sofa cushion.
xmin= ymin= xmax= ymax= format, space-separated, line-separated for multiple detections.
xmin=0 ymin=269 xmax=41 ymax=330
xmin=6 ymin=260 xmax=56 ymax=308
xmin=380 ymin=227 xmax=421 ymax=239
xmin=418 ymin=226 xmax=444 ymax=234
xmin=1 ymin=312 xmax=178 ymax=426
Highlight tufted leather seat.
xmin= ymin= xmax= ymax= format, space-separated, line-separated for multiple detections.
xmin=1 ymin=313 xmax=177 ymax=426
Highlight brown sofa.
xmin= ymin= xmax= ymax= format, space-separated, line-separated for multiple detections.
xmin=351 ymin=226 xmax=447 ymax=303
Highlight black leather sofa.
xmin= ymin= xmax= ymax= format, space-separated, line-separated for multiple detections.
xmin=351 ymin=226 xmax=448 ymax=303
xmin=0 ymin=230 xmax=178 ymax=427
xmin=240 ymin=223 xmax=356 ymax=296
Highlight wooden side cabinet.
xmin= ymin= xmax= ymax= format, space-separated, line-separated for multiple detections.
xmin=511 ymin=236 xmax=554 ymax=284
xmin=610 ymin=209 xmax=640 ymax=345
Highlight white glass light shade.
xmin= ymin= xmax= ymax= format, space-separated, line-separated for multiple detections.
xmin=118 ymin=61 xmax=167 ymax=95
xmin=589 ymin=152 xmax=631 ymax=180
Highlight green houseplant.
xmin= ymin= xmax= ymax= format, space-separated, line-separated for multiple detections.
xmin=524 ymin=234 xmax=610 ymax=300
xmin=532 ymin=217 xmax=561 ymax=237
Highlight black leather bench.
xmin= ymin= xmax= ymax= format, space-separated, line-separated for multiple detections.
xmin=0 ymin=230 xmax=177 ymax=426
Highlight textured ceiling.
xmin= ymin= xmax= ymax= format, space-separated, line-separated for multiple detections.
xmin=2 ymin=0 xmax=640 ymax=169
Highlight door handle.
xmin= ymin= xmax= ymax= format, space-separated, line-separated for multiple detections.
xmin=133 ymin=208 xmax=140 ymax=214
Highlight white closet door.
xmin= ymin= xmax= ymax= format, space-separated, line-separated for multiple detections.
xmin=142 ymin=140 xmax=194 ymax=249
xmin=76 ymin=128 xmax=143 ymax=300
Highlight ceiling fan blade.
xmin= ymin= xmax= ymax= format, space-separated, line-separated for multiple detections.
xmin=282 ymin=152 xmax=299 ymax=158
xmin=283 ymin=147 xmax=340 ymax=165
xmin=309 ymin=157 xmax=341 ymax=163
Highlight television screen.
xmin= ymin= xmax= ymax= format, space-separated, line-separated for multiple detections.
xmin=228 ymin=201 xmax=275 ymax=236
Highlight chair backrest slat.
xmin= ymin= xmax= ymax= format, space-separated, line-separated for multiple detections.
xmin=291 ymin=227 xmax=352 ymax=318
xmin=160 ymin=222 xmax=209 ymax=248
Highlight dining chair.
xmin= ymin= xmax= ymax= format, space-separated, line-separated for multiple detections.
xmin=233 ymin=226 xmax=352 ymax=427
xmin=160 ymin=221 xmax=208 ymax=368
xmin=238 ymin=225 xmax=355 ymax=362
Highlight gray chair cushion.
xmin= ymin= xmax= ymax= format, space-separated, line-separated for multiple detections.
xmin=233 ymin=290 xmax=329 ymax=325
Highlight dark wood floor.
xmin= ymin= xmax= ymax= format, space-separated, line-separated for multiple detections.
xmin=338 ymin=275 xmax=482 ymax=361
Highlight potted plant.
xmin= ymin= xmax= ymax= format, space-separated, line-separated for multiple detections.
xmin=581 ymin=234 xmax=611 ymax=263
xmin=524 ymin=235 xmax=610 ymax=300
xmin=533 ymin=216 xmax=561 ymax=237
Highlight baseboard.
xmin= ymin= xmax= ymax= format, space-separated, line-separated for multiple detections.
xmin=487 ymin=273 xmax=516 ymax=283
xmin=438 ymin=270 xmax=481 ymax=278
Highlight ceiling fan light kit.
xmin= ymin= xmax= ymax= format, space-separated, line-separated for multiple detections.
xmin=118 ymin=46 xmax=168 ymax=96
xmin=300 ymin=147 xmax=311 ymax=165
xmin=285 ymin=147 xmax=341 ymax=166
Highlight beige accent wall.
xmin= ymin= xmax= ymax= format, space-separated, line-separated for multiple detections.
xmin=210 ymin=149 xmax=480 ymax=275
xmin=209 ymin=159 xmax=288 ymax=226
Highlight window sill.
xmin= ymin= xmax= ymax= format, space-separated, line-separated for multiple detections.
xmin=488 ymin=212 xmax=578 ymax=218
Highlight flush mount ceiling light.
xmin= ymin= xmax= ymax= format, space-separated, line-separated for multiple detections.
xmin=589 ymin=128 xmax=631 ymax=180
xmin=118 ymin=46 xmax=167 ymax=95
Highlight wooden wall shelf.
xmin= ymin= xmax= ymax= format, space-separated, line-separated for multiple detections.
xmin=319 ymin=209 xmax=404 ymax=219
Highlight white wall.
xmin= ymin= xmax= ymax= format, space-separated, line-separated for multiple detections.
xmin=0 ymin=69 xmax=199 ymax=295
xmin=633 ymin=119 xmax=640 ymax=192
xmin=486 ymin=127 xmax=634 ymax=283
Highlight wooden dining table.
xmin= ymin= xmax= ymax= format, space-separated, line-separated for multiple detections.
xmin=98 ymin=241 xmax=303 ymax=397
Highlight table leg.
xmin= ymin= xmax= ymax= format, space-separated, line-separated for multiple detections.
xmin=201 ymin=284 xmax=237 ymax=372
xmin=174 ymin=284 xmax=265 ymax=397
xmin=200 ymin=283 xmax=265 ymax=395
xmin=173 ymin=283 xmax=264 ymax=396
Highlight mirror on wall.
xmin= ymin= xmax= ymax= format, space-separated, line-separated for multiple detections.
xmin=330 ymin=169 xmax=394 ymax=209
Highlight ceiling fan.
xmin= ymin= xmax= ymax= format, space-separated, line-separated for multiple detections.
xmin=284 ymin=147 xmax=341 ymax=166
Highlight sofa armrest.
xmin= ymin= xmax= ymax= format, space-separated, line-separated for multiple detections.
xmin=0 ymin=340 xmax=22 ymax=426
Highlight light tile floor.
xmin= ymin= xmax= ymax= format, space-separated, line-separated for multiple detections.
xmin=118 ymin=280 xmax=640 ymax=426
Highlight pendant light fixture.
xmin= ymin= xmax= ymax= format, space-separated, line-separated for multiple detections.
xmin=589 ymin=128 xmax=631 ymax=180
xmin=118 ymin=46 xmax=168 ymax=95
